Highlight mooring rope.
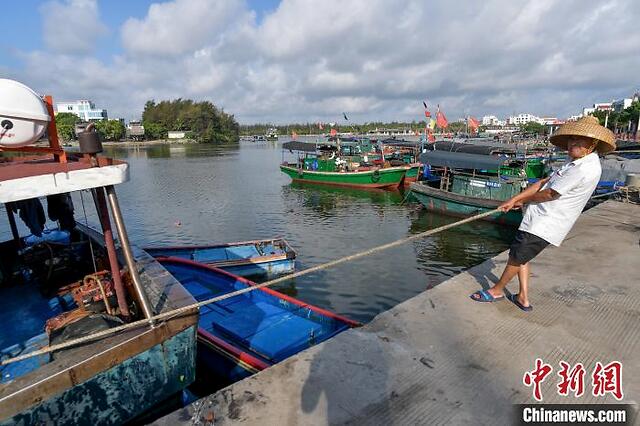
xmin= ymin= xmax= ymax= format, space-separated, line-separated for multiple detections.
xmin=1 ymin=208 xmax=501 ymax=366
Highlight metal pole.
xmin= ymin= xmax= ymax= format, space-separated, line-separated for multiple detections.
xmin=92 ymin=188 xmax=130 ymax=317
xmin=104 ymin=185 xmax=154 ymax=321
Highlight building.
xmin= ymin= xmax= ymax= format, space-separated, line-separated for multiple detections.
xmin=612 ymin=98 xmax=633 ymax=112
xmin=126 ymin=121 xmax=145 ymax=140
xmin=167 ymin=131 xmax=186 ymax=139
xmin=482 ymin=115 xmax=500 ymax=126
xmin=508 ymin=113 xmax=544 ymax=126
xmin=56 ymin=100 xmax=108 ymax=121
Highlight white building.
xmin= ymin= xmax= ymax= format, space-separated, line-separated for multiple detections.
xmin=612 ymin=98 xmax=633 ymax=112
xmin=167 ymin=131 xmax=186 ymax=139
xmin=482 ymin=115 xmax=498 ymax=126
xmin=56 ymin=100 xmax=107 ymax=121
xmin=508 ymin=113 xmax=544 ymax=126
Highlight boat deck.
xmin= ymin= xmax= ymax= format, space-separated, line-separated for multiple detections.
xmin=156 ymin=200 xmax=640 ymax=425
xmin=161 ymin=261 xmax=352 ymax=365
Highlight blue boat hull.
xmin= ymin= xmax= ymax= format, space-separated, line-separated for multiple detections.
xmin=223 ymin=258 xmax=295 ymax=279
xmin=157 ymin=258 xmax=358 ymax=384
xmin=146 ymin=239 xmax=296 ymax=279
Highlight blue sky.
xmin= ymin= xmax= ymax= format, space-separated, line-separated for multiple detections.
xmin=1 ymin=0 xmax=279 ymax=67
xmin=2 ymin=0 xmax=639 ymax=123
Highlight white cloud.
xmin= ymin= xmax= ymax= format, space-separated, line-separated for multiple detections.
xmin=121 ymin=0 xmax=250 ymax=56
xmin=40 ymin=0 xmax=107 ymax=54
xmin=11 ymin=0 xmax=640 ymax=123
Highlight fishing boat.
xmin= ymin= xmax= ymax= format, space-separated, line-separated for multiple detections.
xmin=156 ymin=257 xmax=359 ymax=384
xmin=410 ymin=150 xmax=530 ymax=226
xmin=0 ymin=79 xmax=198 ymax=424
xmin=280 ymin=140 xmax=419 ymax=189
xmin=145 ymin=238 xmax=296 ymax=279
xmin=266 ymin=127 xmax=279 ymax=141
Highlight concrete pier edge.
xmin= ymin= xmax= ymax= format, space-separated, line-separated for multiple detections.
xmin=156 ymin=200 xmax=639 ymax=425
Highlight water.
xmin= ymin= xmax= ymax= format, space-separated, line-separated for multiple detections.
xmin=2 ymin=139 xmax=515 ymax=323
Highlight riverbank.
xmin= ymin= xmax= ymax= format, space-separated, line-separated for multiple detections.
xmin=156 ymin=199 xmax=639 ymax=425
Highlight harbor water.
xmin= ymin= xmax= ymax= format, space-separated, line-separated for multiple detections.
xmin=1 ymin=139 xmax=516 ymax=323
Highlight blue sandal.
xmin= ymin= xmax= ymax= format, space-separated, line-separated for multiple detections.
xmin=470 ymin=289 xmax=505 ymax=303
xmin=509 ymin=294 xmax=533 ymax=312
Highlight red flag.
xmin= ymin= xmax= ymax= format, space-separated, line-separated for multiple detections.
xmin=424 ymin=110 xmax=431 ymax=118
xmin=436 ymin=108 xmax=448 ymax=129
xmin=427 ymin=131 xmax=435 ymax=142
xmin=468 ymin=116 xmax=480 ymax=131
xmin=330 ymin=128 xmax=337 ymax=137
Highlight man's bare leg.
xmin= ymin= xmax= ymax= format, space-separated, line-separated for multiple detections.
xmin=471 ymin=259 xmax=520 ymax=300
xmin=516 ymin=262 xmax=530 ymax=307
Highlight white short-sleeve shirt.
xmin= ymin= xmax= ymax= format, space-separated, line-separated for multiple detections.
xmin=519 ymin=152 xmax=601 ymax=246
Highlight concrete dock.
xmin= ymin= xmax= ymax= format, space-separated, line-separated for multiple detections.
xmin=157 ymin=200 xmax=639 ymax=425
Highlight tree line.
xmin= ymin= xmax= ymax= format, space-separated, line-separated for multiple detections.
xmin=54 ymin=98 xmax=240 ymax=143
xmin=55 ymin=112 xmax=126 ymax=141
xmin=591 ymin=100 xmax=640 ymax=135
xmin=142 ymin=99 xmax=239 ymax=143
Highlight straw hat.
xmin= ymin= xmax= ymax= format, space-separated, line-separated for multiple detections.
xmin=550 ymin=116 xmax=616 ymax=154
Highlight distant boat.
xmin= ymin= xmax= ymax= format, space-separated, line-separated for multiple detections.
xmin=157 ymin=257 xmax=359 ymax=383
xmin=280 ymin=140 xmax=419 ymax=189
xmin=145 ymin=238 xmax=296 ymax=279
xmin=266 ymin=128 xmax=279 ymax=141
xmin=410 ymin=150 xmax=531 ymax=226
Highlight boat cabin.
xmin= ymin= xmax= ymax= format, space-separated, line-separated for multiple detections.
xmin=419 ymin=150 xmax=531 ymax=202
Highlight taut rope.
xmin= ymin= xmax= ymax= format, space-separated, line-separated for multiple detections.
xmin=1 ymin=208 xmax=501 ymax=366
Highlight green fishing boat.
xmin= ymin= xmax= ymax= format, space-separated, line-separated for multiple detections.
xmin=280 ymin=141 xmax=418 ymax=189
xmin=280 ymin=163 xmax=411 ymax=188
xmin=410 ymin=150 xmax=533 ymax=226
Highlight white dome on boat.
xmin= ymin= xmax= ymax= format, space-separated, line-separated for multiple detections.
xmin=0 ymin=79 xmax=50 ymax=147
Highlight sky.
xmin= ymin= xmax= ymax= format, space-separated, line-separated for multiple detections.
xmin=1 ymin=0 xmax=639 ymax=124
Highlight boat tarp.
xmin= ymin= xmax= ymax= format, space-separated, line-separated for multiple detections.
xmin=282 ymin=141 xmax=321 ymax=153
xmin=380 ymin=138 xmax=421 ymax=147
xmin=419 ymin=150 xmax=508 ymax=170
xmin=428 ymin=141 xmax=516 ymax=155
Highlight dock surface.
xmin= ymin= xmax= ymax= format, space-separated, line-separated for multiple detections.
xmin=156 ymin=201 xmax=639 ymax=425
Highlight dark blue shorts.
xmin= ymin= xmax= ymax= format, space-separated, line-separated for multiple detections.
xmin=509 ymin=231 xmax=550 ymax=265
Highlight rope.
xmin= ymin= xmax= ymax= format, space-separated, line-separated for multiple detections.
xmin=1 ymin=208 xmax=501 ymax=366
xmin=590 ymin=190 xmax=621 ymax=200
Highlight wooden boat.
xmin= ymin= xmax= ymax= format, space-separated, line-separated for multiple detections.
xmin=144 ymin=238 xmax=296 ymax=279
xmin=280 ymin=141 xmax=418 ymax=189
xmin=156 ymin=257 xmax=359 ymax=384
xmin=0 ymin=81 xmax=197 ymax=424
xmin=410 ymin=150 xmax=528 ymax=226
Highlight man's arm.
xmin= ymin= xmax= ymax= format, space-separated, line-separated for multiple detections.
xmin=498 ymin=177 xmax=559 ymax=212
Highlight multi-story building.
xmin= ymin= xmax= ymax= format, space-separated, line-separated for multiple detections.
xmin=56 ymin=100 xmax=108 ymax=121
xmin=508 ymin=113 xmax=543 ymax=126
xmin=612 ymin=98 xmax=633 ymax=112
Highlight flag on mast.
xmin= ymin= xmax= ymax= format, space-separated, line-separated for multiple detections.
xmin=468 ymin=116 xmax=480 ymax=133
xmin=422 ymin=101 xmax=431 ymax=118
xmin=436 ymin=105 xmax=448 ymax=129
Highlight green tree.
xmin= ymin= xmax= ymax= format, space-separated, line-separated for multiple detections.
xmin=521 ymin=121 xmax=545 ymax=135
xmin=94 ymin=120 xmax=125 ymax=141
xmin=55 ymin=112 xmax=80 ymax=141
xmin=142 ymin=99 xmax=239 ymax=143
